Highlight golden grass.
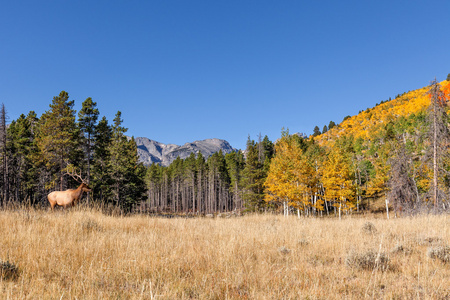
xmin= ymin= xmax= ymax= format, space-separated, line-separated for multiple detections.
xmin=0 ymin=208 xmax=449 ymax=299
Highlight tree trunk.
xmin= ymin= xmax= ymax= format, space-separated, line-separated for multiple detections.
xmin=385 ymin=193 xmax=390 ymax=219
xmin=433 ymin=101 xmax=438 ymax=210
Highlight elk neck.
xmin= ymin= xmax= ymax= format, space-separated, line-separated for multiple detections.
xmin=74 ymin=183 xmax=85 ymax=198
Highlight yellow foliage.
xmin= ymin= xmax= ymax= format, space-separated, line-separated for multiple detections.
xmin=315 ymin=81 xmax=450 ymax=148
xmin=321 ymin=144 xmax=355 ymax=211
xmin=264 ymin=136 xmax=319 ymax=210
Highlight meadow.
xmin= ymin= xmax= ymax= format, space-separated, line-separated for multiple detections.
xmin=0 ymin=208 xmax=449 ymax=299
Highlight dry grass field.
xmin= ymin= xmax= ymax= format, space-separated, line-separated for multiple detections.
xmin=0 ymin=208 xmax=449 ymax=299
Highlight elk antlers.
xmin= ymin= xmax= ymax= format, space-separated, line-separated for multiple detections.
xmin=63 ymin=164 xmax=87 ymax=184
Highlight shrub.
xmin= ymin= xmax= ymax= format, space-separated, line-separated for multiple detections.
xmin=80 ymin=218 xmax=103 ymax=233
xmin=297 ymin=238 xmax=309 ymax=246
xmin=427 ymin=245 xmax=450 ymax=263
xmin=278 ymin=246 xmax=291 ymax=255
xmin=361 ymin=222 xmax=377 ymax=235
xmin=390 ymin=243 xmax=411 ymax=255
xmin=345 ymin=249 xmax=389 ymax=271
xmin=0 ymin=260 xmax=19 ymax=280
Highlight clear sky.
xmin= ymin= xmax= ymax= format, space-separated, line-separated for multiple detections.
xmin=1 ymin=1 xmax=449 ymax=150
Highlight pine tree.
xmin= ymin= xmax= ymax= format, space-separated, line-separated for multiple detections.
xmin=6 ymin=113 xmax=37 ymax=203
xmin=78 ymin=97 xmax=99 ymax=204
xmin=225 ymin=151 xmax=245 ymax=211
xmin=91 ymin=116 xmax=113 ymax=203
xmin=145 ymin=163 xmax=163 ymax=211
xmin=241 ymin=137 xmax=268 ymax=211
xmin=196 ymin=152 xmax=207 ymax=213
xmin=184 ymin=152 xmax=198 ymax=212
xmin=313 ymin=126 xmax=321 ymax=137
xmin=0 ymin=104 xmax=8 ymax=205
xmin=108 ymin=111 xmax=146 ymax=212
xmin=36 ymin=91 xmax=81 ymax=191
xmin=206 ymin=151 xmax=229 ymax=213
xmin=328 ymin=121 xmax=336 ymax=130
xmin=78 ymin=100 xmax=99 ymax=176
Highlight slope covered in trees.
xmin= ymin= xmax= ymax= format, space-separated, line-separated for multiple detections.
xmin=265 ymin=79 xmax=450 ymax=216
xmin=316 ymin=81 xmax=450 ymax=147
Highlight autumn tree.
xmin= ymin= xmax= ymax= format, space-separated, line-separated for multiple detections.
xmin=265 ymin=131 xmax=317 ymax=217
xmin=264 ymin=133 xmax=296 ymax=216
xmin=322 ymin=143 xmax=355 ymax=219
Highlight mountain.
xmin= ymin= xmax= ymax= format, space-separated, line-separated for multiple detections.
xmin=135 ymin=137 xmax=236 ymax=166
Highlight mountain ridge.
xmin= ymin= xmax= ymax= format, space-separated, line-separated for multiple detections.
xmin=135 ymin=137 xmax=236 ymax=166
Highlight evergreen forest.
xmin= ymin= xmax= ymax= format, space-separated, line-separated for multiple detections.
xmin=1 ymin=79 xmax=450 ymax=216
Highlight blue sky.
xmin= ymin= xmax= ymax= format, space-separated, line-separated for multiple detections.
xmin=1 ymin=1 xmax=449 ymax=150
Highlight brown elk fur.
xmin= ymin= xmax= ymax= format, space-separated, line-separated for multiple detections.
xmin=48 ymin=183 xmax=92 ymax=210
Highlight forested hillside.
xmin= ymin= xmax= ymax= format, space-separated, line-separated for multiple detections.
xmin=265 ymin=79 xmax=450 ymax=217
xmin=1 ymin=79 xmax=449 ymax=216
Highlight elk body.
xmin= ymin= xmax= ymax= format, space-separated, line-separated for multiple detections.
xmin=48 ymin=182 xmax=92 ymax=210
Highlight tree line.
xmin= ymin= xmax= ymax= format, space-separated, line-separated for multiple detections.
xmin=0 ymin=91 xmax=146 ymax=212
xmin=2 ymin=80 xmax=449 ymax=216
xmin=143 ymin=135 xmax=274 ymax=213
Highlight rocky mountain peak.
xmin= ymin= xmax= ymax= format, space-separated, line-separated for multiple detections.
xmin=135 ymin=137 xmax=236 ymax=166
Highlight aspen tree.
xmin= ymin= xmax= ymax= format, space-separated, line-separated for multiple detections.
xmin=322 ymin=144 xmax=355 ymax=219
xmin=265 ymin=133 xmax=316 ymax=217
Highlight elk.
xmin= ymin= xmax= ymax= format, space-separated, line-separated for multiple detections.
xmin=48 ymin=168 xmax=92 ymax=210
